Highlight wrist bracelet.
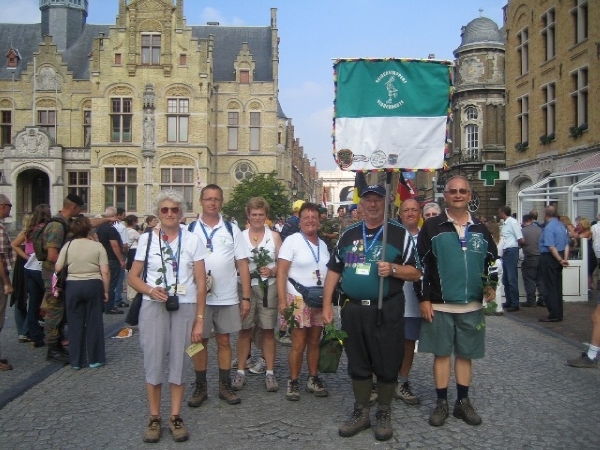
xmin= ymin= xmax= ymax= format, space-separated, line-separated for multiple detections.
xmin=242 ymin=297 xmax=251 ymax=302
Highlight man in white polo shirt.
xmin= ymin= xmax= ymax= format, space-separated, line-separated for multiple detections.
xmin=498 ymin=206 xmax=525 ymax=312
xmin=187 ymin=184 xmax=252 ymax=407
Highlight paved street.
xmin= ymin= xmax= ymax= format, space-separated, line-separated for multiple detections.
xmin=1 ymin=308 xmax=599 ymax=449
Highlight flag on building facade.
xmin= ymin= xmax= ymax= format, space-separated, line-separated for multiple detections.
xmin=394 ymin=172 xmax=417 ymax=207
xmin=333 ymin=58 xmax=452 ymax=171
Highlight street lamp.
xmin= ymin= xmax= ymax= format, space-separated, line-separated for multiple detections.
xmin=273 ymin=186 xmax=279 ymax=196
xmin=291 ymin=184 xmax=298 ymax=198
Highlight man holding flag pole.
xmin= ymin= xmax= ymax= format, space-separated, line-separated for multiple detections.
xmin=323 ymin=57 xmax=453 ymax=441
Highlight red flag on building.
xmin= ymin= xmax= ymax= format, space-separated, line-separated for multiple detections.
xmin=322 ymin=187 xmax=327 ymax=207
xmin=394 ymin=172 xmax=417 ymax=207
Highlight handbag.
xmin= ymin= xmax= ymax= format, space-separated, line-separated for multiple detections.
xmin=52 ymin=241 xmax=72 ymax=297
xmin=126 ymin=232 xmax=152 ymax=326
xmin=288 ymin=278 xmax=324 ymax=308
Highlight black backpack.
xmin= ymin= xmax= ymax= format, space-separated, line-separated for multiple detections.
xmin=32 ymin=218 xmax=69 ymax=261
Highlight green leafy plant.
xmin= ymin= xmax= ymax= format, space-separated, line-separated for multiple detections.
xmin=283 ymin=301 xmax=300 ymax=330
xmin=251 ymin=242 xmax=273 ymax=302
xmin=323 ymin=322 xmax=348 ymax=346
xmin=569 ymin=123 xmax=587 ymax=139
xmin=539 ymin=133 xmax=555 ymax=145
xmin=514 ymin=141 xmax=528 ymax=152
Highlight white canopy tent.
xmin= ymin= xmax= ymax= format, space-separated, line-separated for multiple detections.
xmin=517 ymin=154 xmax=600 ymax=222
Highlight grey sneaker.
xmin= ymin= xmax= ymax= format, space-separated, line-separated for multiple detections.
xmin=453 ymin=397 xmax=482 ymax=425
xmin=168 ymin=416 xmax=189 ymax=442
xmin=231 ymin=355 xmax=253 ymax=369
xmin=231 ymin=371 xmax=246 ymax=391
xmin=277 ymin=332 xmax=292 ymax=346
xmin=374 ymin=406 xmax=393 ymax=441
xmin=249 ymin=357 xmax=266 ymax=374
xmin=368 ymin=383 xmax=378 ymax=406
xmin=429 ymin=399 xmax=449 ymax=427
xmin=219 ymin=379 xmax=241 ymax=404
xmin=393 ymin=381 xmax=420 ymax=405
xmin=187 ymin=381 xmax=207 ymax=408
xmin=339 ymin=403 xmax=371 ymax=438
xmin=306 ymin=375 xmax=329 ymax=397
xmin=567 ymin=352 xmax=598 ymax=368
xmin=265 ymin=373 xmax=279 ymax=392
xmin=286 ymin=379 xmax=300 ymax=401
xmin=142 ymin=416 xmax=162 ymax=443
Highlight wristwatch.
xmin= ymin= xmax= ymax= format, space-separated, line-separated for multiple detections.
xmin=196 ymin=314 xmax=204 ymax=320
xmin=391 ymin=264 xmax=397 ymax=275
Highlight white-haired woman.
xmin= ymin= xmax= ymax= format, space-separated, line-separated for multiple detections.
xmin=129 ymin=190 xmax=207 ymax=444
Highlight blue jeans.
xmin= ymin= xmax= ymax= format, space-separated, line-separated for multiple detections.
xmin=114 ymin=268 xmax=125 ymax=305
xmin=502 ymin=248 xmax=520 ymax=308
xmin=104 ymin=260 xmax=122 ymax=312
xmin=25 ymin=269 xmax=45 ymax=345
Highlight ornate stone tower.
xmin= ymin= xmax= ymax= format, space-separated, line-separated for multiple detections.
xmin=40 ymin=0 xmax=88 ymax=52
xmin=447 ymin=15 xmax=507 ymax=219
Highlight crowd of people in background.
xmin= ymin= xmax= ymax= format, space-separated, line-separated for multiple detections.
xmin=0 ymin=184 xmax=598 ymax=443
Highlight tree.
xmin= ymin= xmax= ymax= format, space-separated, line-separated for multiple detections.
xmin=222 ymin=172 xmax=291 ymax=229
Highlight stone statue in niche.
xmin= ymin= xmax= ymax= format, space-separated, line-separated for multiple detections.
xmin=143 ymin=111 xmax=154 ymax=148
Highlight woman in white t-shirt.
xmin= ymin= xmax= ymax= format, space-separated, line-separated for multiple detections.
xmin=128 ymin=190 xmax=207 ymax=444
xmin=277 ymin=202 xmax=329 ymax=402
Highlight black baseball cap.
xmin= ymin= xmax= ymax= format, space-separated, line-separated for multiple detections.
xmin=66 ymin=193 xmax=85 ymax=206
xmin=360 ymin=185 xmax=386 ymax=197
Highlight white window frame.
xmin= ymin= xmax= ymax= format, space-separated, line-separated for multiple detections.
xmin=167 ymin=98 xmax=189 ymax=143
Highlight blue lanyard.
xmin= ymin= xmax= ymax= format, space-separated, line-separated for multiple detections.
xmin=362 ymin=222 xmax=384 ymax=255
xmin=158 ymin=228 xmax=182 ymax=286
xmin=199 ymin=222 xmax=219 ymax=252
xmin=301 ymin=233 xmax=323 ymax=285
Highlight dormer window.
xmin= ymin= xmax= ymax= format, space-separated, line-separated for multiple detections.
xmin=5 ymin=47 xmax=20 ymax=69
xmin=141 ymin=34 xmax=161 ymax=65
xmin=239 ymin=70 xmax=250 ymax=84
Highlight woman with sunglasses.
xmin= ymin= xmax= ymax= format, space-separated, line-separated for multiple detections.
xmin=277 ymin=202 xmax=329 ymax=401
xmin=129 ymin=190 xmax=207 ymax=444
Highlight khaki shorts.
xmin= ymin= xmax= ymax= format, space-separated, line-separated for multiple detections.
xmin=202 ymin=304 xmax=242 ymax=339
xmin=241 ymin=283 xmax=278 ymax=330
xmin=418 ymin=309 xmax=485 ymax=359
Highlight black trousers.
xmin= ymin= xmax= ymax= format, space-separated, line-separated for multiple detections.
xmin=540 ymin=253 xmax=563 ymax=320
xmin=341 ymin=292 xmax=404 ymax=383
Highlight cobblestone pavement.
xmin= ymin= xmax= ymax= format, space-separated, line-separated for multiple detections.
xmin=1 ymin=308 xmax=599 ymax=449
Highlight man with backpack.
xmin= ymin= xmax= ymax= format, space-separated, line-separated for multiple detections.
xmin=40 ymin=194 xmax=111 ymax=364
xmin=186 ymin=184 xmax=252 ymax=407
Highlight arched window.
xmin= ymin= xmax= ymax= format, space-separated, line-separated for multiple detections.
xmin=466 ymin=106 xmax=478 ymax=120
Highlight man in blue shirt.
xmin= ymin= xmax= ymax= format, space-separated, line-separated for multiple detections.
xmin=538 ymin=206 xmax=569 ymax=322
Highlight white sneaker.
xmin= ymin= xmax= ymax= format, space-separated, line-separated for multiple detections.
xmin=249 ymin=357 xmax=266 ymax=374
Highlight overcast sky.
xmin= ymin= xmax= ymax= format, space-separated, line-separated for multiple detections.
xmin=1 ymin=0 xmax=506 ymax=171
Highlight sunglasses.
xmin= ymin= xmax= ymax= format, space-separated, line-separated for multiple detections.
xmin=445 ymin=188 xmax=470 ymax=195
xmin=424 ymin=212 xmax=438 ymax=218
xmin=160 ymin=206 xmax=181 ymax=214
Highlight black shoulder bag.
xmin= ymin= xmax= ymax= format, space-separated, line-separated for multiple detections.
xmin=125 ymin=232 xmax=152 ymax=326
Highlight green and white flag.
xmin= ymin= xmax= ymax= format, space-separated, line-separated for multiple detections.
xmin=333 ymin=59 xmax=452 ymax=171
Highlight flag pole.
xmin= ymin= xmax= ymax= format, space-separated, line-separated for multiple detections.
xmin=376 ymin=170 xmax=393 ymax=326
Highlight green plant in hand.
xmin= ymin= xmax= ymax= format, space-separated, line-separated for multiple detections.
xmin=323 ymin=322 xmax=348 ymax=346
xmin=283 ymin=301 xmax=300 ymax=330
xmin=251 ymin=242 xmax=273 ymax=299
xmin=478 ymin=262 xmax=499 ymax=328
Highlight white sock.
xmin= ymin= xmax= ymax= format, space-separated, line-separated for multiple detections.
xmin=587 ymin=345 xmax=599 ymax=360
xmin=266 ymin=370 xmax=274 ymax=376
xmin=237 ymin=369 xmax=245 ymax=375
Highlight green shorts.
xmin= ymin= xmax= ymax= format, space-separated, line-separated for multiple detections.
xmin=418 ymin=309 xmax=485 ymax=359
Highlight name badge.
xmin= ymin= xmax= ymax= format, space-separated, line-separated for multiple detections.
xmin=355 ymin=263 xmax=371 ymax=276
xmin=175 ymin=284 xmax=187 ymax=295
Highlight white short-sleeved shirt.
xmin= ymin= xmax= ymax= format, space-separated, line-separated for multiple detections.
xmin=500 ymin=216 xmax=523 ymax=249
xmin=114 ymin=221 xmax=129 ymax=247
xmin=135 ymin=229 xmax=207 ymax=304
xmin=190 ymin=215 xmax=251 ymax=305
xmin=278 ymin=232 xmax=328 ymax=296
xmin=243 ymin=226 xmax=277 ymax=287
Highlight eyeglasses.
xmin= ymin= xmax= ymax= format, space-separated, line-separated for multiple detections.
xmin=201 ymin=197 xmax=222 ymax=203
xmin=424 ymin=212 xmax=438 ymax=218
xmin=160 ymin=206 xmax=181 ymax=214
xmin=445 ymin=188 xmax=470 ymax=195
xmin=1 ymin=203 xmax=12 ymax=208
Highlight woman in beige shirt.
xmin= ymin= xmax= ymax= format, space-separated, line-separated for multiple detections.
xmin=56 ymin=216 xmax=110 ymax=370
